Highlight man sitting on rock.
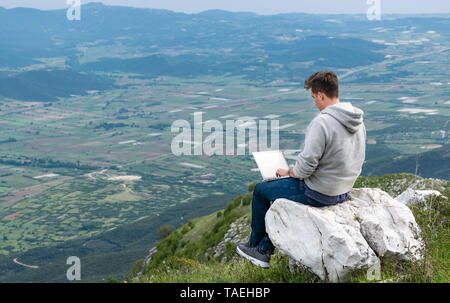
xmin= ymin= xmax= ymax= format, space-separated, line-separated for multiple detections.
xmin=236 ymin=71 xmax=366 ymax=268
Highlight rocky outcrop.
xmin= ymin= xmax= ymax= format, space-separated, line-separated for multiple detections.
xmin=265 ymin=187 xmax=426 ymax=282
xmin=395 ymin=188 xmax=443 ymax=206
xmin=207 ymin=216 xmax=251 ymax=263
xmin=132 ymin=247 xmax=157 ymax=282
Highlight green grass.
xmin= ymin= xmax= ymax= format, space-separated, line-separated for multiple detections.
xmin=136 ymin=254 xmax=321 ymax=283
xmin=354 ymin=172 xmax=419 ymax=196
xmin=181 ymin=212 xmax=221 ymax=245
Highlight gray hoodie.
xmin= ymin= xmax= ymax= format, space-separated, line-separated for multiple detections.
xmin=292 ymin=102 xmax=366 ymax=196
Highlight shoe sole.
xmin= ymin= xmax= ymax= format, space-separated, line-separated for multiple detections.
xmin=236 ymin=245 xmax=270 ymax=268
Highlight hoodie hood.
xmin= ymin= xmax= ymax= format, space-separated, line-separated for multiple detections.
xmin=321 ymin=102 xmax=364 ymax=134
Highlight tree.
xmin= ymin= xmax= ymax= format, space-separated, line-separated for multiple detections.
xmin=158 ymin=224 xmax=175 ymax=240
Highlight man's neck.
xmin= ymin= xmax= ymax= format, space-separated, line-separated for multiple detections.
xmin=331 ymin=98 xmax=340 ymax=106
xmin=321 ymin=98 xmax=340 ymax=111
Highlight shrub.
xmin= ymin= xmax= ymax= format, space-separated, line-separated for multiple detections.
xmin=158 ymin=224 xmax=176 ymax=240
xmin=242 ymin=193 xmax=252 ymax=206
xmin=181 ymin=225 xmax=190 ymax=235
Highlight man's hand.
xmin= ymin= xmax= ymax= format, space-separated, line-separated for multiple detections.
xmin=276 ymin=168 xmax=289 ymax=177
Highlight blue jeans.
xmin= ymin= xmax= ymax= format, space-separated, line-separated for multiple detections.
xmin=249 ymin=177 xmax=329 ymax=254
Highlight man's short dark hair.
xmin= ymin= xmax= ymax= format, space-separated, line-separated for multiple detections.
xmin=304 ymin=71 xmax=339 ymax=99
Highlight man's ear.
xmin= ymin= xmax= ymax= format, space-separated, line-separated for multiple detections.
xmin=318 ymin=91 xmax=325 ymax=101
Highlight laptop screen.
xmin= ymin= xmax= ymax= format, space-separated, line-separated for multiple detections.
xmin=252 ymin=150 xmax=290 ymax=181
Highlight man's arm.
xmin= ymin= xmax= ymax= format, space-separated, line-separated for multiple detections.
xmin=288 ymin=167 xmax=298 ymax=178
xmin=292 ymin=118 xmax=327 ymax=179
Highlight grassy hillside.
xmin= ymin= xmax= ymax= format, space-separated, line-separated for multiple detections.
xmin=362 ymin=144 xmax=450 ymax=180
xmin=127 ymin=173 xmax=449 ymax=283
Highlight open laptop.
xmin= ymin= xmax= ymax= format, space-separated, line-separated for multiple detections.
xmin=252 ymin=150 xmax=290 ymax=181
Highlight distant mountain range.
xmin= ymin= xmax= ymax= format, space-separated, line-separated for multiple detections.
xmin=1 ymin=3 xmax=449 ymax=100
xmin=0 ymin=3 xmax=394 ymax=100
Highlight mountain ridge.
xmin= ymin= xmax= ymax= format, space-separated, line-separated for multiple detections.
xmin=127 ymin=172 xmax=449 ymax=283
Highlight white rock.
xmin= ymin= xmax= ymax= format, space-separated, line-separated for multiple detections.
xmin=395 ymin=188 xmax=442 ymax=206
xmin=144 ymin=247 xmax=158 ymax=265
xmin=265 ymin=188 xmax=425 ymax=282
xmin=352 ymin=188 xmax=424 ymax=261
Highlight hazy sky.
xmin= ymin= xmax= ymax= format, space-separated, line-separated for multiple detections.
xmin=1 ymin=0 xmax=449 ymax=14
